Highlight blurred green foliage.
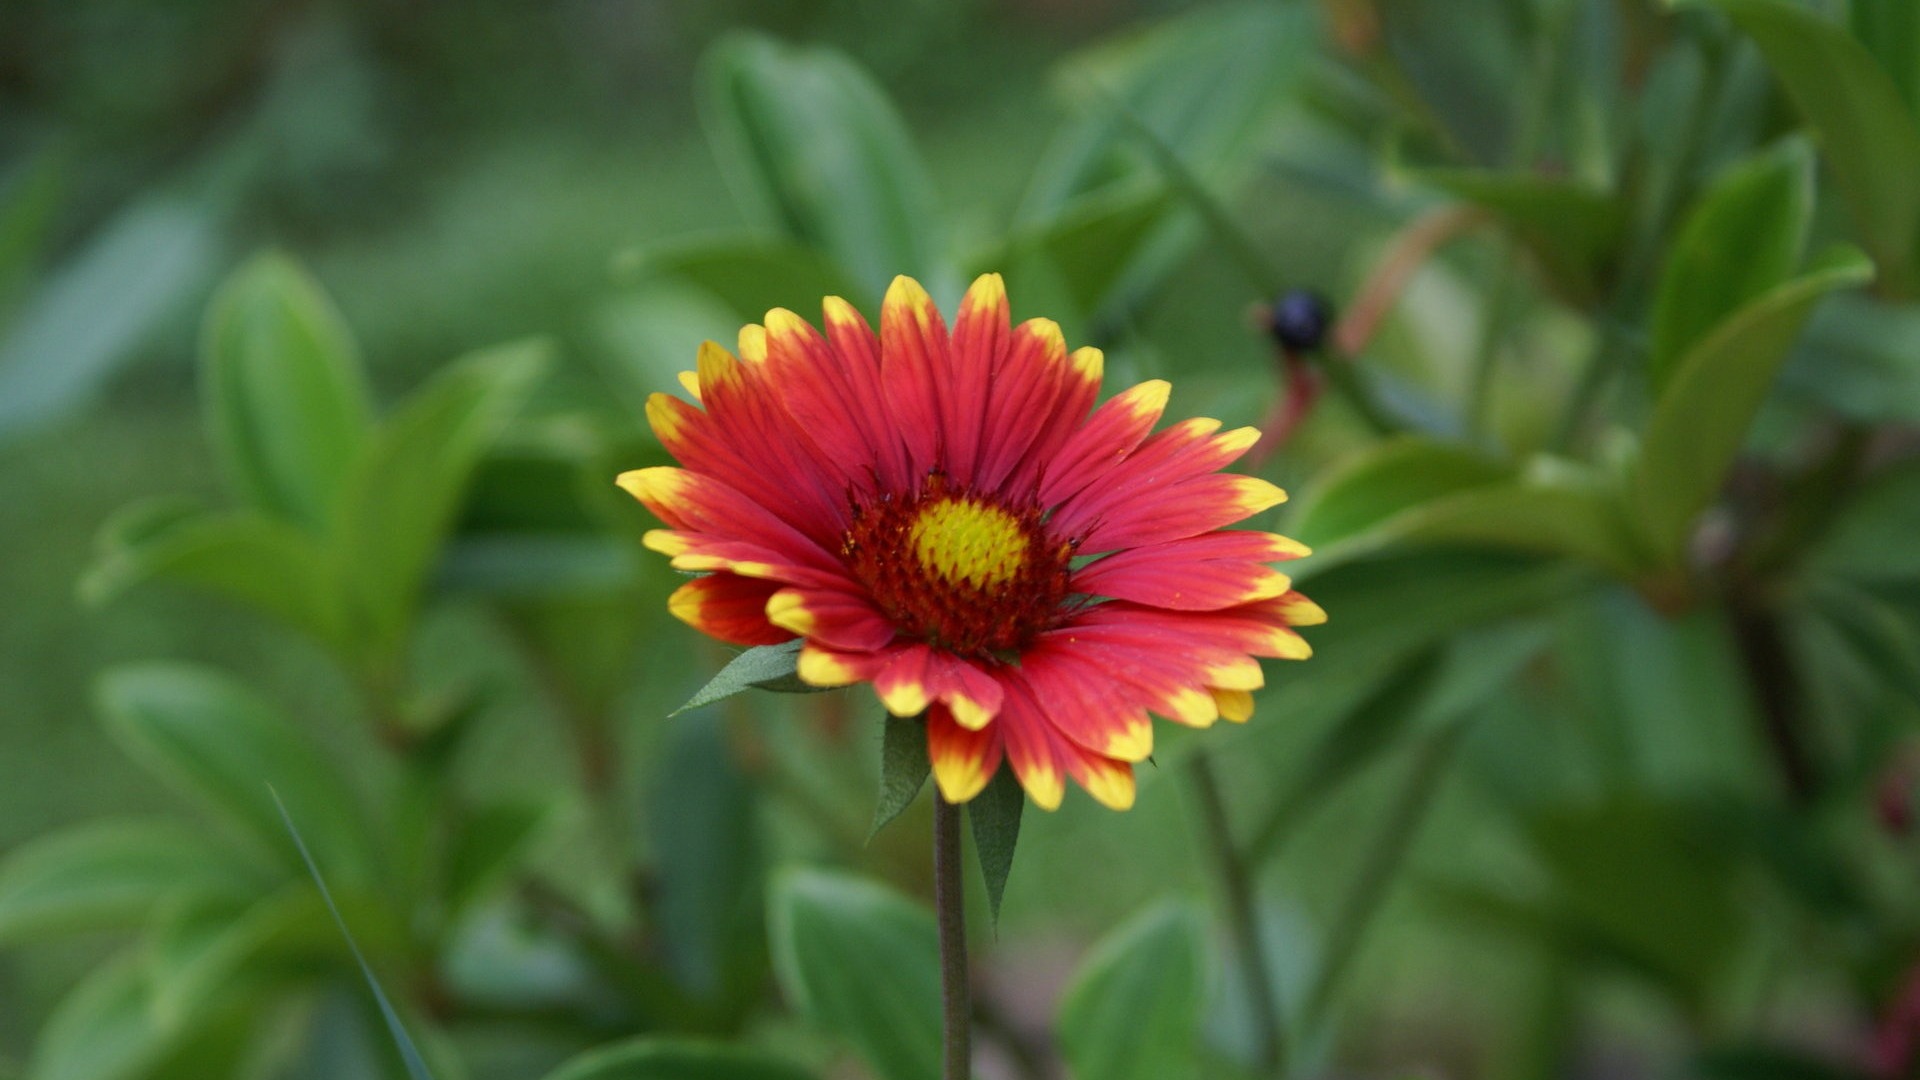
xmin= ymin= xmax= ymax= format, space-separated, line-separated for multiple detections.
xmin=5 ymin=1 xmax=1920 ymax=1079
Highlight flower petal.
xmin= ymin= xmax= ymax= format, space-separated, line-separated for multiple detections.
xmin=667 ymin=573 xmax=792 ymax=646
xmin=765 ymin=587 xmax=897 ymax=652
xmin=1035 ymin=380 xmax=1169 ymax=507
xmin=927 ymin=705 xmax=1002 ymax=804
xmin=880 ymin=275 xmax=952 ymax=478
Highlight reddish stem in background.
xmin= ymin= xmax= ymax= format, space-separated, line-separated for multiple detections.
xmin=1332 ymin=205 xmax=1489 ymax=359
xmin=1247 ymin=351 xmax=1323 ymax=470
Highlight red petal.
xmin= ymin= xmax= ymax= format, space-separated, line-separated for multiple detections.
xmin=667 ymin=573 xmax=791 ymax=646
xmin=879 ymin=276 xmax=951 ymax=479
xmin=766 ymin=587 xmax=897 ymax=652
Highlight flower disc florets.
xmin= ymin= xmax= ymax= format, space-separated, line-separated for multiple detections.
xmin=843 ymin=473 xmax=1072 ymax=657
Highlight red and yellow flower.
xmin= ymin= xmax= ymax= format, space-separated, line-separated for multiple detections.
xmin=620 ymin=274 xmax=1322 ymax=811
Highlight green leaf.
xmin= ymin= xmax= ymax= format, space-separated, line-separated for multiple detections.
xmin=446 ymin=799 xmax=554 ymax=916
xmin=967 ymin=768 xmax=1023 ymax=929
xmin=1292 ymin=438 xmax=1645 ymax=577
xmin=0 ymin=821 xmax=264 ymax=944
xmin=768 ymin=869 xmax=940 ymax=1080
xmin=650 ymin=712 xmax=765 ymax=1003
xmin=94 ymin=663 xmax=375 ymax=883
xmin=1703 ymin=0 xmax=1920 ymax=296
xmin=1808 ymin=581 xmax=1920 ymax=714
xmin=1056 ymin=903 xmax=1205 ymax=1080
xmin=337 ymin=339 xmax=550 ymax=660
xmin=200 ymin=252 xmax=371 ymax=529
xmin=1021 ymin=3 xmax=1307 ymax=221
xmin=966 ymin=185 xmax=1174 ymax=330
xmin=700 ymin=34 xmax=948 ymax=299
xmin=1811 ymin=459 xmax=1920 ymax=581
xmin=28 ymin=954 xmax=193 ymax=1080
xmin=0 ymin=196 xmax=221 ymax=440
xmin=676 ymin=640 xmax=829 ymax=714
xmin=1527 ymin=797 xmax=1745 ymax=998
xmin=871 ymin=714 xmax=929 ymax=839
xmin=1852 ymin=0 xmax=1920 ymax=120
xmin=1411 ymin=168 xmax=1625 ymax=303
xmin=79 ymin=506 xmax=349 ymax=649
xmin=272 ymin=792 xmax=437 ymax=1080
xmin=1632 ymin=248 xmax=1874 ymax=562
xmin=1783 ymin=293 xmax=1920 ymax=424
xmin=540 ymin=1038 xmax=820 ymax=1080
xmin=1647 ymin=141 xmax=1814 ymax=393
xmin=145 ymin=887 xmax=345 ymax=1030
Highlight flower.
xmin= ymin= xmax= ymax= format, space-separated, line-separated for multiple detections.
xmin=619 ymin=274 xmax=1323 ymax=811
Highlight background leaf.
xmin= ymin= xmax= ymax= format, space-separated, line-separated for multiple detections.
xmin=1632 ymin=248 xmax=1873 ymax=561
xmin=1704 ymin=0 xmax=1920 ymax=296
xmin=650 ymin=711 xmax=765 ymax=1005
xmin=337 ymin=338 xmax=549 ymax=661
xmin=79 ymin=507 xmax=348 ymax=649
xmin=199 ymin=252 xmax=371 ymax=529
xmin=94 ymin=663 xmax=375 ymax=883
xmin=540 ymin=1038 xmax=819 ymax=1080
xmin=1056 ymin=903 xmax=1205 ymax=1080
xmin=768 ymin=869 xmax=940 ymax=1080
xmin=700 ymin=34 xmax=949 ymax=299
xmin=0 ymin=196 xmax=221 ymax=440
xmin=1647 ymin=140 xmax=1813 ymax=392
xmin=0 ymin=821 xmax=264 ymax=944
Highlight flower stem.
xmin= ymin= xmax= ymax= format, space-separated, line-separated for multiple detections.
xmin=933 ymin=792 xmax=972 ymax=1080
xmin=1188 ymin=752 xmax=1286 ymax=1078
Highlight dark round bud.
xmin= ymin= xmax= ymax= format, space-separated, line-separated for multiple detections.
xmin=1268 ymin=289 xmax=1334 ymax=353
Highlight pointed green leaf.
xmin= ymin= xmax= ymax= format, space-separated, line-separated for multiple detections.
xmin=1701 ymin=0 xmax=1920 ymax=296
xmin=540 ymin=1038 xmax=820 ymax=1080
xmin=94 ymin=663 xmax=375 ymax=883
xmin=201 ymin=252 xmax=371 ymax=529
xmin=967 ymin=768 xmax=1023 ymax=929
xmin=1633 ymin=248 xmax=1874 ymax=562
xmin=768 ymin=869 xmax=940 ymax=1080
xmin=1648 ymin=141 xmax=1814 ymax=392
xmin=337 ymin=339 xmax=550 ymax=659
xmin=870 ymin=714 xmax=929 ymax=839
xmin=1057 ymin=903 xmax=1205 ymax=1080
xmin=0 ymin=821 xmax=264 ymax=944
xmin=700 ymin=34 xmax=948 ymax=298
xmin=676 ymin=640 xmax=830 ymax=714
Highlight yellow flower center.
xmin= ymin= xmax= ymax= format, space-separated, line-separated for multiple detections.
xmin=909 ymin=497 xmax=1029 ymax=590
xmin=841 ymin=474 xmax=1072 ymax=656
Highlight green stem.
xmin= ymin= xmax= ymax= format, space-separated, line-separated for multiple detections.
xmin=933 ymin=793 xmax=972 ymax=1080
xmin=1302 ymin=724 xmax=1465 ymax=1028
xmin=1188 ymin=752 xmax=1286 ymax=1078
